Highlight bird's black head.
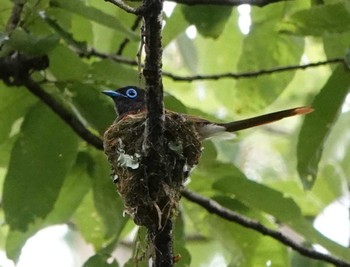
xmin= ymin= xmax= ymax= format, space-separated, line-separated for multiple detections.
xmin=102 ymin=86 xmax=146 ymax=117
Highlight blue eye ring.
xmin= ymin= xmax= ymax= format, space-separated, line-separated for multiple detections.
xmin=126 ymin=88 xmax=138 ymax=99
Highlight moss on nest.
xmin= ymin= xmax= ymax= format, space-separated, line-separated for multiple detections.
xmin=103 ymin=111 xmax=202 ymax=228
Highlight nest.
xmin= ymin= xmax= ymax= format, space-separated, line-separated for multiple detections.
xmin=103 ymin=111 xmax=202 ymax=229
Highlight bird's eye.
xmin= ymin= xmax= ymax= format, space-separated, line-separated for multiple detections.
xmin=126 ymin=88 xmax=138 ymax=99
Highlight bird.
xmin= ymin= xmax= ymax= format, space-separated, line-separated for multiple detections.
xmin=102 ymin=85 xmax=313 ymax=140
xmin=102 ymin=86 xmax=313 ymax=228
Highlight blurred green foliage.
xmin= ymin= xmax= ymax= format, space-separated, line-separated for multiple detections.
xmin=0 ymin=0 xmax=350 ymax=266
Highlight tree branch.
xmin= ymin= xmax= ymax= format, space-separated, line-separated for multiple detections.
xmin=5 ymin=0 xmax=25 ymax=33
xmin=104 ymin=0 xmax=139 ymax=14
xmin=117 ymin=16 xmax=142 ymax=55
xmin=77 ymin=47 xmax=344 ymax=81
xmin=181 ymin=188 xmax=350 ymax=267
xmin=164 ymin=58 xmax=345 ymax=82
xmin=81 ymin=48 xmax=138 ymax=65
xmin=169 ymin=0 xmax=291 ymax=7
xmin=169 ymin=0 xmax=288 ymax=6
xmin=0 ymin=53 xmax=103 ymax=150
xmin=22 ymin=77 xmax=104 ymax=150
xmin=140 ymin=0 xmax=174 ymax=266
xmin=104 ymin=0 xmax=152 ymax=15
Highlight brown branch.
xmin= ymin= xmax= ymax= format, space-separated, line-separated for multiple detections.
xmin=164 ymin=58 xmax=345 ymax=82
xmin=181 ymin=188 xmax=350 ymax=267
xmin=77 ymin=47 xmax=345 ymax=81
xmin=22 ymin=77 xmax=104 ymax=150
xmin=140 ymin=0 xmax=174 ymax=266
xmin=104 ymin=0 xmax=139 ymax=14
xmin=0 ymin=53 xmax=103 ymax=150
xmin=82 ymin=48 xmax=138 ymax=65
xmin=5 ymin=0 xmax=25 ymax=33
xmin=0 ymin=58 xmax=104 ymax=149
xmin=105 ymin=0 xmax=291 ymax=13
xmin=104 ymin=0 xmax=152 ymax=15
xmin=117 ymin=16 xmax=142 ymax=55
xmin=169 ymin=0 xmax=289 ymax=6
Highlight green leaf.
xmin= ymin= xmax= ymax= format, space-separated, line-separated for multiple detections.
xmin=0 ymin=32 xmax=9 ymax=46
xmin=176 ymin=33 xmax=198 ymax=73
xmin=208 ymin=162 xmax=350 ymax=260
xmin=213 ymin=168 xmax=303 ymax=222
xmin=205 ymin=199 xmax=288 ymax=267
xmin=7 ymin=28 xmax=59 ymax=56
xmin=21 ymin=0 xmax=50 ymax=25
xmin=279 ymin=2 xmax=350 ymax=36
xmin=40 ymin=12 xmax=88 ymax=52
xmin=5 ymin=152 xmax=90 ymax=260
xmin=164 ymin=11 xmax=242 ymax=119
xmin=0 ymin=0 xmax=12 ymax=28
xmin=291 ymin=250 xmax=329 ymax=267
xmin=48 ymin=44 xmax=89 ymax=80
xmin=0 ymin=209 xmax=8 ymax=249
xmin=297 ymin=65 xmax=350 ymax=189
xmin=311 ymin=163 xmax=347 ymax=208
xmin=3 ymin=102 xmax=78 ymax=230
xmin=67 ymin=82 xmax=115 ymax=135
xmin=74 ymin=190 xmax=107 ymax=249
xmin=209 ymin=218 xmax=256 ymax=266
xmin=164 ymin=93 xmax=188 ymax=114
xmin=50 ymin=0 xmax=138 ymax=41
xmin=83 ymin=253 xmax=119 ymax=267
xmin=323 ymin=33 xmax=350 ymax=60
xmin=6 ymin=227 xmax=40 ymax=260
xmin=163 ymin=6 xmax=189 ymax=47
xmin=0 ymin=135 xmax=17 ymax=167
xmin=0 ymin=87 xmax=36 ymax=144
xmin=46 ymin=152 xmax=91 ymax=224
xmin=345 ymin=48 xmax=350 ymax=69
xmin=89 ymin=150 xmax=128 ymax=252
xmin=181 ymin=5 xmax=232 ymax=39
xmin=173 ymin=214 xmax=191 ymax=267
xmin=233 ymin=7 xmax=304 ymax=113
xmin=124 ymin=227 xmax=148 ymax=267
xmin=74 ymin=150 xmax=127 ymax=251
xmin=90 ymin=59 xmax=138 ymax=86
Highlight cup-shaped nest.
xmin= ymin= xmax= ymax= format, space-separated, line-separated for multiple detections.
xmin=103 ymin=111 xmax=202 ymax=229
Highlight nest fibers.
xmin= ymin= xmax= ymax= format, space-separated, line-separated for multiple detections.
xmin=103 ymin=111 xmax=202 ymax=229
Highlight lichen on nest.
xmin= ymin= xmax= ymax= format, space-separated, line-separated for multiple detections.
xmin=103 ymin=111 xmax=202 ymax=228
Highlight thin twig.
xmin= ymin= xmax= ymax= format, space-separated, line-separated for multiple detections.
xmin=83 ymin=48 xmax=138 ymax=65
xmin=169 ymin=0 xmax=289 ymax=6
xmin=117 ymin=16 xmax=142 ymax=55
xmin=77 ymin=47 xmax=344 ymax=81
xmin=181 ymin=188 xmax=350 ymax=267
xmin=104 ymin=0 xmax=151 ymax=15
xmin=104 ymin=0 xmax=139 ymax=14
xmin=137 ymin=20 xmax=145 ymax=85
xmin=163 ymin=58 xmax=345 ymax=82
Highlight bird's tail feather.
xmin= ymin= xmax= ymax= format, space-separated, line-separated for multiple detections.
xmin=220 ymin=107 xmax=313 ymax=132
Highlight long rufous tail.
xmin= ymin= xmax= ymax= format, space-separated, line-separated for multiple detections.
xmin=220 ymin=107 xmax=313 ymax=132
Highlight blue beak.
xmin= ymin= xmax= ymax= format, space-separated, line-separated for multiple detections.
xmin=102 ymin=90 xmax=126 ymax=98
